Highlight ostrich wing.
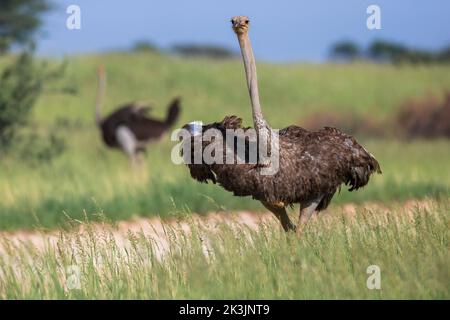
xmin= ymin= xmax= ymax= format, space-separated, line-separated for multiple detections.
xmin=185 ymin=121 xmax=381 ymax=209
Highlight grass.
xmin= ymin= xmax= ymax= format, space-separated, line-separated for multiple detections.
xmin=0 ymin=199 xmax=448 ymax=299
xmin=0 ymin=52 xmax=449 ymax=299
xmin=0 ymin=53 xmax=449 ymax=230
xmin=30 ymin=53 xmax=450 ymax=125
xmin=0 ymin=138 xmax=448 ymax=231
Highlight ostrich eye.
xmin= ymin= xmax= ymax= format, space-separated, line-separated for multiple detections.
xmin=245 ymin=20 xmax=249 ymax=24
xmin=230 ymin=19 xmax=234 ymax=24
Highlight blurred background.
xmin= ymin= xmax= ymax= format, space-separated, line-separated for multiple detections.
xmin=0 ymin=0 xmax=449 ymax=231
xmin=37 ymin=0 xmax=450 ymax=62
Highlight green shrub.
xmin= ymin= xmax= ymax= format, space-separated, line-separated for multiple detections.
xmin=0 ymin=51 xmax=66 ymax=161
xmin=0 ymin=52 xmax=42 ymax=149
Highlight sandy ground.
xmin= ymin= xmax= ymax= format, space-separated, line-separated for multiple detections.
xmin=0 ymin=210 xmax=273 ymax=260
xmin=0 ymin=199 xmax=436 ymax=260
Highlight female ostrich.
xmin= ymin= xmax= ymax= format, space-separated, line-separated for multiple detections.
xmin=183 ymin=16 xmax=381 ymax=232
xmin=95 ymin=67 xmax=180 ymax=164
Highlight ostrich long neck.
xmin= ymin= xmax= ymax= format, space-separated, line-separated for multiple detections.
xmin=236 ymin=32 xmax=269 ymax=134
xmin=95 ymin=71 xmax=106 ymax=126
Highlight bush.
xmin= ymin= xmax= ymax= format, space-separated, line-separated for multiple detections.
xmin=0 ymin=52 xmax=42 ymax=149
xmin=131 ymin=40 xmax=160 ymax=53
xmin=301 ymin=111 xmax=383 ymax=138
xmin=396 ymin=92 xmax=450 ymax=139
xmin=10 ymin=128 xmax=65 ymax=165
xmin=0 ymin=51 xmax=66 ymax=161
xmin=300 ymin=92 xmax=450 ymax=140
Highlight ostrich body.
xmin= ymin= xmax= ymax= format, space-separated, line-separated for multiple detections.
xmin=95 ymin=67 xmax=180 ymax=163
xmin=183 ymin=16 xmax=381 ymax=232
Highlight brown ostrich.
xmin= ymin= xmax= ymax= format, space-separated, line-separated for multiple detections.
xmin=95 ymin=67 xmax=180 ymax=164
xmin=182 ymin=16 xmax=381 ymax=233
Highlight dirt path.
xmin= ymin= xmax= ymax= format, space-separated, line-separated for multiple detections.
xmin=0 ymin=210 xmax=274 ymax=260
xmin=0 ymin=199 xmax=436 ymax=260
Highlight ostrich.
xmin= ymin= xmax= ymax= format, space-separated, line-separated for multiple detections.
xmin=182 ymin=16 xmax=381 ymax=233
xmin=95 ymin=67 xmax=181 ymax=164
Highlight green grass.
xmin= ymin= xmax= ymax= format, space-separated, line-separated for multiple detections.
xmin=0 ymin=53 xmax=449 ymax=299
xmin=0 ymin=137 xmax=449 ymax=231
xmin=30 ymin=53 xmax=450 ymax=125
xmin=0 ymin=199 xmax=448 ymax=299
xmin=0 ymin=52 xmax=449 ymax=230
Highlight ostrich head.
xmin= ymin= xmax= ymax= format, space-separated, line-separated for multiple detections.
xmin=231 ymin=16 xmax=250 ymax=35
xmin=184 ymin=121 xmax=203 ymax=137
xmin=179 ymin=120 xmax=221 ymax=184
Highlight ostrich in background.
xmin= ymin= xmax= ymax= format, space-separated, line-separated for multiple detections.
xmin=182 ymin=16 xmax=381 ymax=233
xmin=95 ymin=67 xmax=181 ymax=165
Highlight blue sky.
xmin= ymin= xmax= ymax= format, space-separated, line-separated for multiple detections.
xmin=38 ymin=0 xmax=450 ymax=62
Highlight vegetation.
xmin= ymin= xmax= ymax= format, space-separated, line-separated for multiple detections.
xmin=302 ymin=92 xmax=450 ymax=139
xmin=0 ymin=0 xmax=51 ymax=54
xmin=171 ymin=44 xmax=236 ymax=59
xmin=0 ymin=199 xmax=447 ymax=299
xmin=0 ymin=52 xmax=448 ymax=299
xmin=395 ymin=93 xmax=450 ymax=139
xmin=0 ymin=51 xmax=66 ymax=163
xmin=0 ymin=52 xmax=41 ymax=148
xmin=131 ymin=40 xmax=160 ymax=54
xmin=330 ymin=39 xmax=450 ymax=64
xmin=329 ymin=41 xmax=361 ymax=62
xmin=0 ymin=1 xmax=65 ymax=160
xmin=0 ymin=52 xmax=449 ymax=231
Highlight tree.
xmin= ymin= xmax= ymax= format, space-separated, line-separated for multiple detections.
xmin=131 ymin=40 xmax=160 ymax=53
xmin=368 ymin=40 xmax=439 ymax=64
xmin=0 ymin=0 xmax=51 ymax=54
xmin=330 ymin=39 xmax=450 ymax=64
xmin=330 ymin=41 xmax=361 ymax=61
xmin=171 ymin=44 xmax=236 ymax=59
xmin=367 ymin=40 xmax=406 ymax=62
xmin=437 ymin=46 xmax=450 ymax=63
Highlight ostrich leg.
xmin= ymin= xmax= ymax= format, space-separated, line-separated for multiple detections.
xmin=116 ymin=125 xmax=139 ymax=166
xmin=261 ymin=201 xmax=296 ymax=232
xmin=298 ymin=198 xmax=322 ymax=235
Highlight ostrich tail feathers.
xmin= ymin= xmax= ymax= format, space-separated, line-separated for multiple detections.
xmin=165 ymin=97 xmax=181 ymax=127
xmin=347 ymin=155 xmax=381 ymax=192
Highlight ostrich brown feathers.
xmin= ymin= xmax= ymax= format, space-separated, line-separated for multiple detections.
xmin=185 ymin=115 xmax=381 ymax=212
